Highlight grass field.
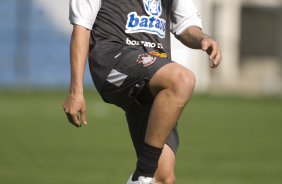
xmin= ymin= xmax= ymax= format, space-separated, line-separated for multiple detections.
xmin=0 ymin=90 xmax=281 ymax=184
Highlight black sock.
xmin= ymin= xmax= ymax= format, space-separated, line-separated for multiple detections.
xmin=132 ymin=143 xmax=163 ymax=181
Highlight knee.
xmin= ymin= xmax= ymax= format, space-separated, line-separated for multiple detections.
xmin=156 ymin=174 xmax=176 ymax=184
xmin=175 ymin=69 xmax=196 ymax=93
xmin=171 ymin=69 xmax=196 ymax=103
xmin=149 ymin=63 xmax=196 ymax=104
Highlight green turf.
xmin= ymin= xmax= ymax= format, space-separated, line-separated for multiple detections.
xmin=0 ymin=90 xmax=281 ymax=184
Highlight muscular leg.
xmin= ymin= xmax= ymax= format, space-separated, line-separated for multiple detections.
xmin=131 ymin=62 xmax=195 ymax=182
xmin=155 ymin=144 xmax=176 ymax=184
xmin=146 ymin=62 xmax=196 ymax=148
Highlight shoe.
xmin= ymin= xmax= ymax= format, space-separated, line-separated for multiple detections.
xmin=126 ymin=175 xmax=156 ymax=184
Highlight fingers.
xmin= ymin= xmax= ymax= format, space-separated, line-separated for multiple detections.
xmin=62 ymin=94 xmax=88 ymax=128
xmin=63 ymin=105 xmax=81 ymax=128
xmin=67 ymin=113 xmax=80 ymax=127
xmin=80 ymin=109 xmax=87 ymax=125
xmin=209 ymin=46 xmax=221 ymax=68
xmin=210 ymin=52 xmax=222 ymax=68
xmin=63 ymin=103 xmax=87 ymax=128
xmin=201 ymin=39 xmax=209 ymax=51
xmin=201 ymin=37 xmax=222 ymax=68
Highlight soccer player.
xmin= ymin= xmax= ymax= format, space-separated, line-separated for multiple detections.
xmin=63 ymin=0 xmax=222 ymax=183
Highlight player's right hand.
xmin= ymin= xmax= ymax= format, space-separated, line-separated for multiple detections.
xmin=63 ymin=93 xmax=87 ymax=128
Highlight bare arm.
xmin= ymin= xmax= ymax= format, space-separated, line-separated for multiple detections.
xmin=63 ymin=25 xmax=90 ymax=127
xmin=178 ymin=26 xmax=222 ymax=68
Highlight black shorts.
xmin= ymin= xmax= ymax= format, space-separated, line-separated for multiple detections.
xmin=92 ymin=46 xmax=179 ymax=156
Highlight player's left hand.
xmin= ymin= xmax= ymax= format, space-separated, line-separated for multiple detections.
xmin=201 ymin=37 xmax=222 ymax=68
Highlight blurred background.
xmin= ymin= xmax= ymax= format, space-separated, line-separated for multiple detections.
xmin=174 ymin=0 xmax=282 ymax=96
xmin=1 ymin=0 xmax=282 ymax=94
xmin=0 ymin=0 xmax=281 ymax=184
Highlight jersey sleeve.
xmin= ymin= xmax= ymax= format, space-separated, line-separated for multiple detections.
xmin=69 ymin=0 xmax=102 ymax=30
xmin=170 ymin=0 xmax=202 ymax=36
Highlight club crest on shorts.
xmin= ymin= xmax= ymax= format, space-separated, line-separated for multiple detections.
xmin=136 ymin=54 xmax=157 ymax=67
xmin=143 ymin=0 xmax=162 ymax=17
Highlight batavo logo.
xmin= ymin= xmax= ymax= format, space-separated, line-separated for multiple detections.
xmin=125 ymin=0 xmax=166 ymax=38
